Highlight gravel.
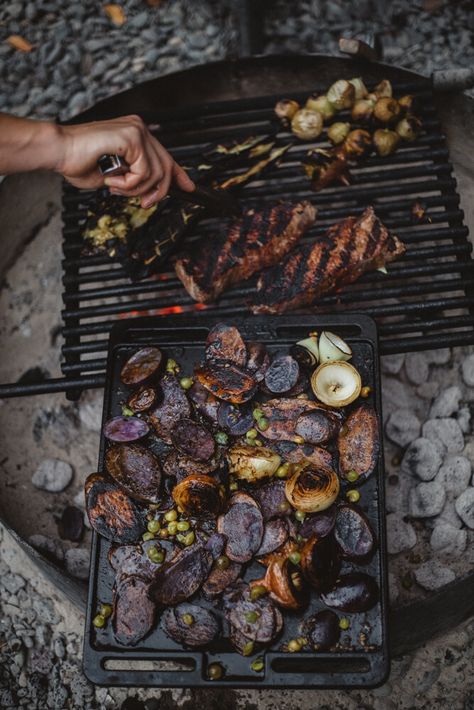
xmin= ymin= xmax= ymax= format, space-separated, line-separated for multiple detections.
xmin=31 ymin=459 xmax=73 ymax=493
xmin=400 ymin=437 xmax=443 ymax=481
xmin=414 ymin=560 xmax=456 ymax=591
xmin=409 ymin=480 xmax=446 ymax=518
xmin=385 ymin=409 xmax=421 ymax=448
xmin=422 ymin=418 xmax=465 ymax=453
xmin=455 ymin=487 xmax=474 ymax=528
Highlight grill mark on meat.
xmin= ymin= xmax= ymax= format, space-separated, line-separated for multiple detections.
xmin=252 ymin=208 xmax=405 ymax=314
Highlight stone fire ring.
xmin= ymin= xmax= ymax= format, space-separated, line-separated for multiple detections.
xmin=1 ymin=56 xmax=474 ymax=657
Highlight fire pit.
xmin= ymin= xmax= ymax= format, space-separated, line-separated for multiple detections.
xmin=1 ymin=55 xmax=474 ymax=659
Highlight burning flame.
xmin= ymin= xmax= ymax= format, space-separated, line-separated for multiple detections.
xmin=118 ymin=302 xmax=209 ymax=320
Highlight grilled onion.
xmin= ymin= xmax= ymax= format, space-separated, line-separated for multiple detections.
xmin=305 ymin=94 xmax=336 ymax=120
xmin=374 ymin=79 xmax=392 ymax=98
xmin=349 ymin=77 xmax=368 ymax=100
xmin=398 ymin=94 xmax=414 ymax=112
xmin=351 ymin=98 xmax=375 ymax=123
xmin=227 ymin=444 xmax=281 ymax=484
xmin=327 ymin=121 xmax=350 ymax=145
xmin=342 ymin=129 xmax=372 ymax=159
xmin=262 ymin=557 xmax=308 ymax=609
xmin=172 ymin=474 xmax=225 ymax=518
xmin=373 ymin=128 xmax=399 ymax=157
xmin=275 ymin=99 xmax=300 ymax=124
xmin=318 ymin=331 xmax=352 ymax=362
xmin=373 ymin=97 xmax=400 ymax=124
xmin=291 ymin=335 xmax=319 ymax=368
xmin=327 ymin=80 xmax=355 ymax=110
xmin=396 ymin=115 xmax=422 ymax=141
xmin=291 ymin=109 xmax=323 ymax=140
xmin=311 ymin=361 xmax=361 ymax=407
xmin=285 ymin=466 xmax=340 ymax=513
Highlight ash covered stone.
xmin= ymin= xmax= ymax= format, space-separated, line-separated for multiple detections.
xmin=400 ymin=437 xmax=443 ymax=482
xmin=438 ymin=499 xmax=463 ymax=530
xmin=429 ymin=386 xmax=462 ymax=419
xmin=409 ymin=481 xmax=446 ymax=518
xmin=455 ymin=488 xmax=474 ymax=529
xmin=422 ymin=418 xmax=464 ymax=454
xmin=430 ymin=522 xmax=467 ymax=558
xmin=386 ymin=513 xmax=417 ymax=554
xmin=381 ymin=353 xmax=405 ymax=375
xmin=417 ymin=381 xmax=440 ymax=401
xmin=426 ymin=348 xmax=451 ymax=365
xmin=31 ymin=459 xmax=73 ymax=493
xmin=28 ymin=534 xmax=65 ymax=563
xmin=64 ymin=548 xmax=90 ymax=580
xmin=385 ymin=409 xmax=421 ymax=448
xmin=461 ymin=354 xmax=474 ymax=387
xmin=414 ymin=560 xmax=455 ymax=591
xmin=456 ymin=406 xmax=471 ymax=434
xmin=436 ymin=456 xmax=471 ymax=497
xmin=405 ymin=352 xmax=429 ymax=385
xmin=78 ymin=390 xmax=103 ymax=433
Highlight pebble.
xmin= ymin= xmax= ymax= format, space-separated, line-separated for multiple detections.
xmin=64 ymin=548 xmax=90 ymax=580
xmin=409 ymin=480 xmax=446 ymax=518
xmin=1 ymin=573 xmax=26 ymax=595
xmin=400 ymin=437 xmax=443 ymax=481
xmin=28 ymin=534 xmax=65 ymax=563
xmin=381 ymin=353 xmax=405 ymax=375
xmin=417 ymin=381 xmax=440 ymax=400
xmin=430 ymin=522 xmax=467 ymax=558
xmin=429 ymin=385 xmax=462 ymax=419
xmin=455 ymin=487 xmax=474 ymax=528
xmin=31 ymin=458 xmax=73 ymax=492
xmin=79 ymin=390 xmax=103 ymax=432
xmin=426 ymin=348 xmax=451 ymax=365
xmin=436 ymin=455 xmax=471 ymax=496
xmin=457 ymin=406 xmax=471 ymax=434
xmin=422 ymin=418 xmax=464 ymax=453
xmin=386 ymin=513 xmax=417 ymax=554
xmin=385 ymin=409 xmax=421 ymax=448
xmin=32 ymin=598 xmax=60 ymax=626
xmin=414 ymin=560 xmax=455 ymax=590
xmin=461 ymin=354 xmax=474 ymax=387
xmin=405 ymin=352 xmax=429 ymax=385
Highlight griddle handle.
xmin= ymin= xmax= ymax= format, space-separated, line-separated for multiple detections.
xmin=432 ymin=68 xmax=474 ymax=92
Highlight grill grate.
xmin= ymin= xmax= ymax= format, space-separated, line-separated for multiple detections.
xmin=1 ymin=77 xmax=473 ymax=398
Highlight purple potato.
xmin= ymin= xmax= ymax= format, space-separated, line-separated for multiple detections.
xmin=246 ymin=341 xmax=270 ymax=382
xmin=120 ymin=346 xmax=162 ymax=386
xmin=105 ymin=443 xmax=162 ymax=504
xmin=295 ymin=410 xmax=339 ymax=446
xmin=188 ymin=381 xmax=220 ymax=423
xmin=217 ymin=492 xmax=264 ymax=563
xmin=255 ymin=519 xmax=289 ymax=557
xmin=112 ymin=575 xmax=155 ymax=646
xmin=202 ymin=561 xmax=242 ymax=600
xmin=104 ymin=416 xmax=150 ymax=443
xmin=321 ymin=573 xmax=379 ymax=613
xmin=149 ymin=374 xmax=191 ymax=444
xmin=162 ymin=450 xmax=218 ymax=482
xmin=333 ymin=504 xmax=376 ymax=562
xmin=85 ymin=473 xmax=146 ymax=544
xmin=150 ymin=544 xmax=213 ymax=606
xmin=205 ymin=323 xmax=247 ymax=366
xmin=264 ymin=355 xmax=300 ymax=394
xmin=162 ymin=603 xmax=219 ymax=648
xmin=299 ymin=508 xmax=336 ymax=539
xmin=217 ymin=402 xmax=254 ymax=436
xmin=224 ymin=586 xmax=281 ymax=644
xmin=127 ymin=385 xmax=157 ymax=413
xmin=305 ymin=610 xmax=341 ymax=650
xmin=170 ymin=418 xmax=216 ymax=462
xmin=252 ymin=480 xmax=291 ymax=521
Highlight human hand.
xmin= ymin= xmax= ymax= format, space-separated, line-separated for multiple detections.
xmin=56 ymin=114 xmax=195 ymax=207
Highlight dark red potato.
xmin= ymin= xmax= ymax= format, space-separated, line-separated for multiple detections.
xmin=338 ymin=405 xmax=379 ymax=483
xmin=85 ymin=473 xmax=146 ymax=544
xmin=217 ymin=402 xmax=254 ymax=436
xmin=112 ymin=575 xmax=155 ymax=646
xmin=264 ymin=355 xmax=300 ymax=394
xmin=162 ymin=603 xmax=220 ymax=648
xmin=246 ymin=341 xmax=270 ymax=382
xmin=104 ymin=416 xmax=150 ymax=443
xmin=170 ymin=418 xmax=216 ymax=462
xmin=188 ymin=381 xmax=220 ymax=423
xmin=217 ymin=492 xmax=264 ymax=562
xmin=300 ymin=534 xmax=341 ymax=593
xmin=257 ymin=398 xmax=318 ymax=442
xmin=195 ymin=363 xmax=258 ymax=404
xmin=127 ymin=385 xmax=157 ymax=413
xmin=149 ymin=374 xmax=191 ymax=444
xmin=255 ymin=519 xmax=289 ymax=557
xmin=162 ymin=450 xmax=218 ymax=482
xmin=273 ymin=440 xmax=333 ymax=469
xmin=151 ymin=544 xmax=213 ymax=606
xmin=304 ymin=610 xmax=341 ymax=651
xmin=120 ymin=346 xmax=162 ymax=386
xmin=320 ymin=573 xmax=379 ymax=613
xmin=299 ymin=508 xmax=336 ymax=539
xmin=333 ymin=504 xmax=376 ymax=562
xmin=205 ymin=323 xmax=247 ymax=366
xmin=105 ymin=443 xmax=162 ymax=504
xmin=202 ymin=561 xmax=242 ymax=600
xmin=252 ymin=480 xmax=291 ymax=521
xmin=295 ymin=410 xmax=340 ymax=446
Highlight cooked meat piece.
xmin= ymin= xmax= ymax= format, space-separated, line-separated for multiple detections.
xmin=85 ymin=473 xmax=146 ymax=544
xmin=205 ymin=323 xmax=247 ymax=365
xmin=202 ymin=561 xmax=242 ymax=600
xmin=162 ymin=450 xmax=218 ymax=482
xmin=217 ymin=492 xmax=263 ymax=562
xmin=195 ymin=362 xmax=257 ymax=404
xmin=175 ymin=201 xmax=317 ymax=302
xmin=150 ymin=544 xmax=212 ymax=606
xmin=255 ymin=518 xmax=289 ymax=557
xmin=338 ymin=404 xmax=379 ymax=483
xmin=112 ymin=576 xmax=155 ymax=646
xmin=251 ymin=207 xmax=405 ymax=314
xmin=256 ymin=398 xmax=319 ymax=442
xmin=162 ymin=603 xmax=219 ymax=647
xmin=149 ymin=374 xmax=191 ymax=444
xmin=105 ymin=443 xmax=162 ymax=503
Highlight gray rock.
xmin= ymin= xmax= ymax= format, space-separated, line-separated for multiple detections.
xmin=65 ymin=548 xmax=90 ymax=580
xmin=429 ymin=385 xmax=462 ymax=418
xmin=386 ymin=513 xmax=417 ymax=554
xmin=30 ymin=647 xmax=54 ymax=676
xmin=73 ymin=489 xmax=85 ymax=509
xmin=79 ymin=390 xmax=103 ymax=432
xmin=31 ymin=458 xmax=73 ymax=492
xmin=385 ymin=471 xmax=413 ymax=514
xmin=414 ymin=560 xmax=455 ymax=590
xmin=426 ymin=348 xmax=451 ymax=365
xmin=405 ymin=351 xmax=429 ymax=385
xmin=409 ymin=480 xmax=446 ymax=518
xmin=385 ymin=409 xmax=421 ymax=448
xmin=28 ymin=534 xmax=65 ymax=562
xmin=7 ymin=3 xmax=22 ymax=19
xmin=417 ymin=381 xmax=440 ymax=401
xmin=1 ymin=573 xmax=26 ymax=595
xmin=462 ymin=354 xmax=474 ymax=387
xmin=457 ymin=406 xmax=471 ymax=434
xmin=422 ymin=418 xmax=464 ymax=453
xmin=430 ymin=521 xmax=467 ymax=557
xmin=455 ymin=487 xmax=474 ymax=528
xmin=436 ymin=455 xmax=471 ymax=496
xmin=438 ymin=498 xmax=463 ymax=529
xmin=130 ymin=11 xmax=149 ymax=29
xmin=400 ymin=437 xmax=443 ymax=481
xmin=32 ymin=598 xmax=60 ymax=625
xmin=54 ymin=637 xmax=66 ymax=659
xmin=381 ymin=353 xmax=405 ymax=375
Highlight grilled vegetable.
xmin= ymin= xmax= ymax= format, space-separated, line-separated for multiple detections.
xmin=373 ymin=97 xmax=400 ymax=124
xmin=217 ymin=492 xmax=264 ymax=562
xmin=127 ymin=385 xmax=157 ymax=413
xmin=171 ymin=418 xmax=216 ymax=462
xmin=150 ymin=543 xmax=213 ymax=606
xmin=351 ymin=98 xmax=375 ymax=123
xmin=373 ymin=128 xmax=400 ymax=156
xmin=291 ymin=335 xmax=319 ymax=368
xmin=149 ymin=374 xmax=191 ymax=444
xmin=333 ymin=504 xmax=376 ymax=561
xmin=202 ymin=561 xmax=242 ymax=600
xmin=291 ymin=109 xmax=323 ymax=140
xmin=349 ymin=77 xmax=368 ymax=100
xmin=398 ymin=94 xmax=414 ymax=112
xmin=274 ymin=98 xmax=300 ymax=124
xmin=374 ymin=79 xmax=392 ymax=98
xmin=255 ymin=519 xmax=289 ymax=557
xmin=195 ymin=362 xmax=258 ymax=404
xmin=172 ymin=474 xmax=224 ymax=518
xmin=120 ymin=346 xmax=162 ymax=385
xmin=304 ymin=610 xmax=341 ymax=650
xmin=327 ymin=121 xmax=351 ymax=145
xmin=305 ymin=94 xmax=336 ymax=120
xmin=105 ymin=443 xmax=162 ymax=504
xmin=217 ymin=402 xmax=254 ymax=436
xmin=318 ymin=331 xmax=352 ymax=362
xmin=256 ymin=397 xmax=318 ymax=442
xmin=224 ymin=586 xmax=282 ymax=644
xmin=300 ymin=534 xmax=341 ymax=592
xmin=246 ymin=341 xmax=271 ymax=381
xmin=261 ymin=557 xmax=309 ymax=609
xmin=299 ymin=508 xmax=336 ymax=539
xmin=104 ymin=416 xmax=150 ymax=443
xmin=305 ymin=148 xmax=350 ymax=192
xmin=311 ymin=361 xmax=361 ymax=407
xmin=162 ymin=450 xmax=218 ymax=482
xmin=85 ymin=473 xmax=146 ymax=543
xmin=112 ymin=576 xmax=156 ymax=646
xmin=205 ymin=323 xmax=247 ymax=366
xmin=187 ymin=380 xmax=220 ymax=423
xmin=264 ymin=355 xmax=300 ymax=394
xmin=252 ymin=480 xmax=292 ymax=521
xmin=396 ymin=115 xmax=422 ymax=141
xmin=162 ymin=603 xmax=219 ymax=647
xmin=342 ymin=129 xmax=372 ymax=159
xmin=227 ymin=443 xmax=281 ymax=483
xmin=320 ymin=573 xmax=379 ymax=612
xmin=285 ymin=466 xmax=340 ymax=513
xmin=338 ymin=404 xmax=379 ymax=483
xmin=273 ymin=440 xmax=333 ymax=469
xmin=294 ymin=409 xmax=340 ymax=446
xmin=327 ymin=80 xmax=355 ymax=110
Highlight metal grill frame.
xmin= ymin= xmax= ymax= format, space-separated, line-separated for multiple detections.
xmin=0 ymin=55 xmax=473 ymax=398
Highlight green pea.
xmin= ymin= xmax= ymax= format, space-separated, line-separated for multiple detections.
xmin=245 ymin=611 xmax=259 ymax=624
xmin=251 ymin=657 xmax=264 ymax=672
xmin=179 ymin=377 xmax=193 ymax=390
xmin=246 ymin=428 xmax=258 ymax=439
xmin=346 ymin=470 xmax=359 ymax=483
xmin=215 ymin=431 xmax=229 ymax=446
xmin=229 ymin=481 xmax=238 ymax=491
xmin=177 ymin=520 xmax=190 ymax=532
xmin=207 ymin=663 xmax=224 ymax=680
xmin=295 ymin=510 xmax=306 ymax=522
xmin=339 ymin=617 xmax=350 ymax=630
xmin=258 ymin=417 xmax=269 ymax=431
xmin=166 ymin=358 xmax=179 ymax=373
xmin=164 ymin=509 xmax=178 ymax=522
xmin=215 ymin=555 xmax=230 ymax=571
xmin=294 ymin=435 xmax=305 ymax=445
xmin=275 ymin=464 xmax=289 ymax=479
xmin=346 ymin=489 xmax=361 ymax=503
xmin=99 ymin=604 xmax=112 ymax=618
xmin=254 ymin=439 xmax=263 ymax=447
xmin=242 ymin=641 xmax=254 ymax=657
xmin=289 ymin=551 xmax=301 ymax=565
xmin=121 ymin=405 xmax=134 ymax=417
xmin=159 ymin=528 xmax=169 ymax=539
xmin=167 ymin=521 xmax=178 ymax=535
xmin=147 ymin=546 xmax=165 ymax=564
xmin=181 ymin=613 xmax=194 ymax=626
xmin=147 ymin=519 xmax=160 ymax=534
xmin=250 ymin=585 xmax=267 ymax=601
xmin=142 ymin=532 xmax=155 ymax=542
xmin=279 ymin=501 xmax=292 ymax=513
xmin=288 ymin=639 xmax=302 ymax=652
xmin=183 ymin=531 xmax=195 ymax=546
xmin=92 ymin=614 xmax=105 ymax=629
xmin=252 ymin=408 xmax=264 ymax=421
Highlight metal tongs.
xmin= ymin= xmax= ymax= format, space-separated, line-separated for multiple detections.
xmin=97 ymin=154 xmax=242 ymax=218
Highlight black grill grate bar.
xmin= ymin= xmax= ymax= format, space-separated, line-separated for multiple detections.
xmin=380 ymin=314 xmax=474 ymax=336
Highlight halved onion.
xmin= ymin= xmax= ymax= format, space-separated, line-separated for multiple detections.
xmin=285 ymin=466 xmax=340 ymax=513
xmin=318 ymin=331 xmax=352 ymax=362
xmin=291 ymin=335 xmax=319 ymax=368
xmin=226 ymin=444 xmax=281 ymax=484
xmin=311 ymin=361 xmax=361 ymax=407
xmin=349 ymin=77 xmax=368 ymax=100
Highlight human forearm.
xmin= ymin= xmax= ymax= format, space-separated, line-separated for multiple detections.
xmin=0 ymin=113 xmax=63 ymax=174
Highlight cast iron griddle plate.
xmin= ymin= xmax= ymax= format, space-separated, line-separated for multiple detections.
xmin=83 ymin=314 xmax=389 ymax=688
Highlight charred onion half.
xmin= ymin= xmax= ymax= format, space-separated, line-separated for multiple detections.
xmin=260 ymin=557 xmax=309 ymax=609
xmin=172 ymin=474 xmax=225 ymax=518
xmin=285 ymin=465 xmax=339 ymax=513
xmin=227 ymin=444 xmax=281 ymax=484
xmin=311 ymin=361 xmax=361 ymax=407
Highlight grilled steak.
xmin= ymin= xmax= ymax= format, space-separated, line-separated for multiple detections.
xmin=175 ymin=201 xmax=317 ymax=302
xmin=251 ymin=207 xmax=405 ymax=314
